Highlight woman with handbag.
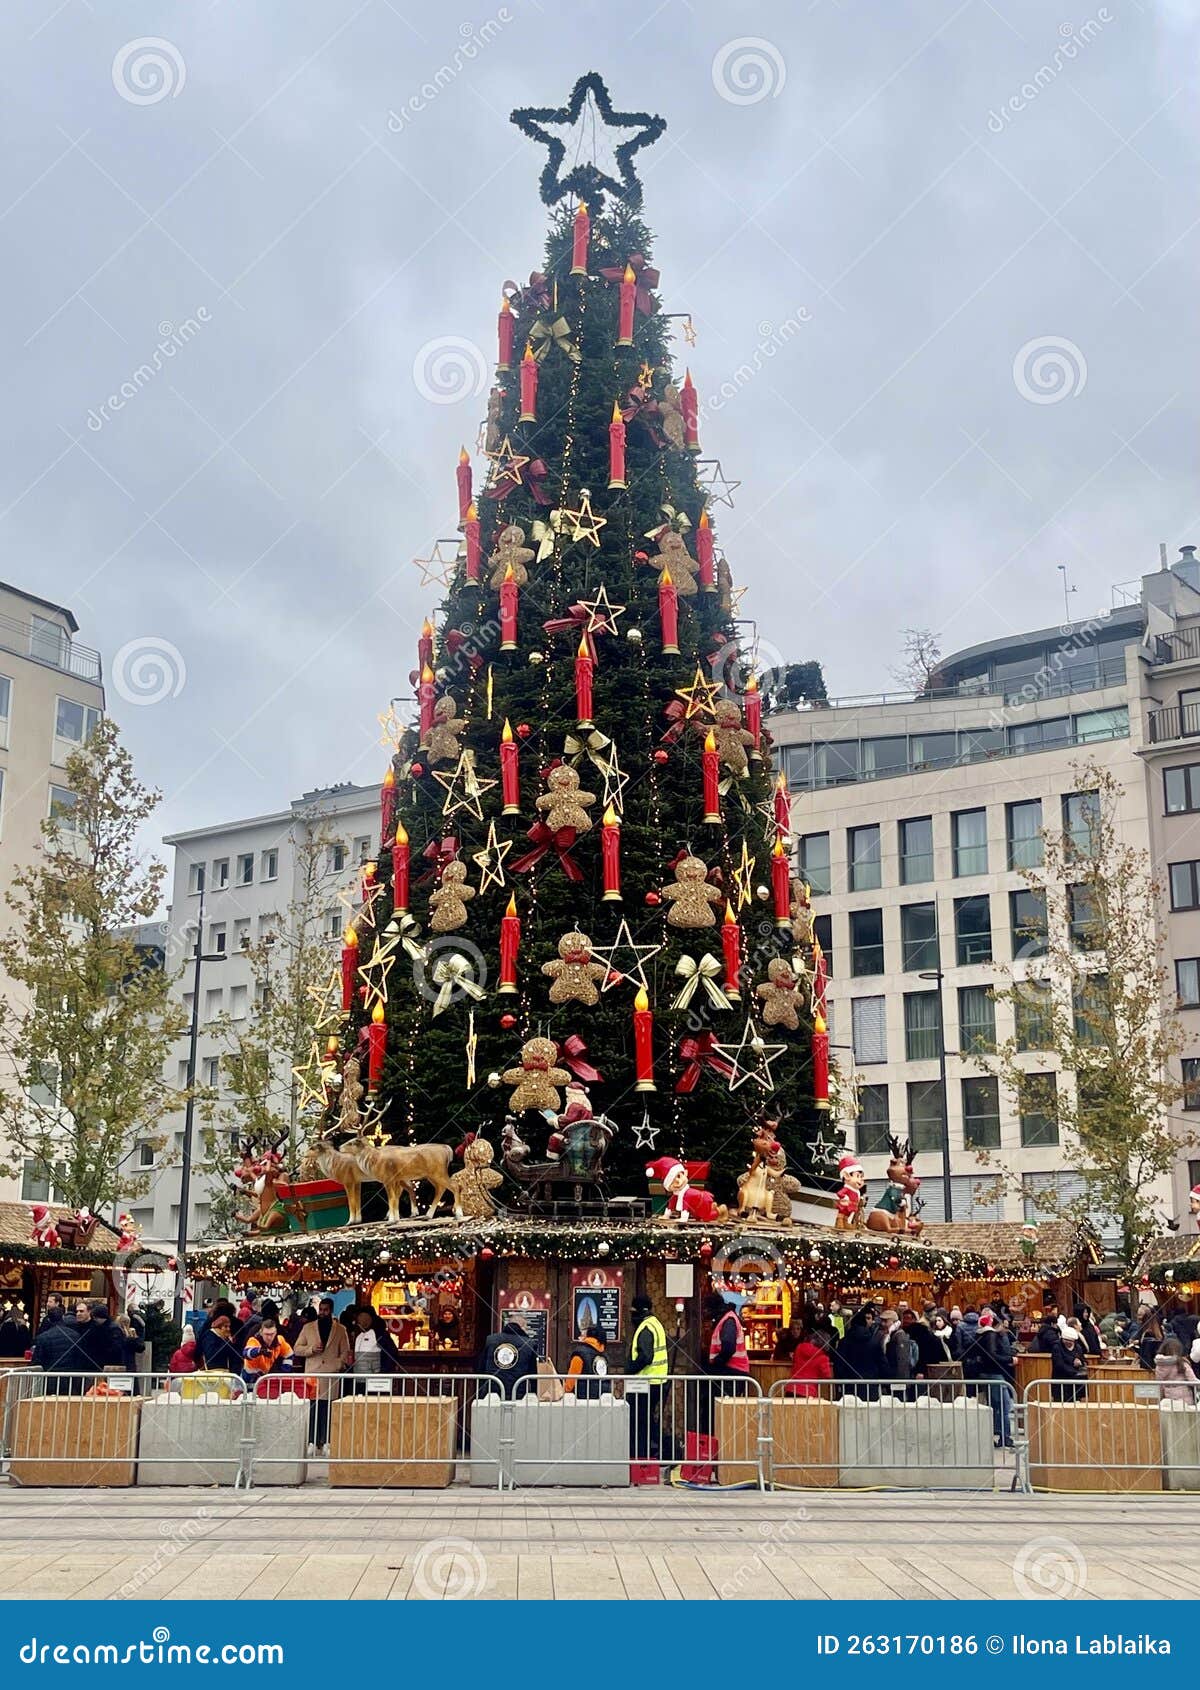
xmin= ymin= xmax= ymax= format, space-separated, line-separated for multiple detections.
xmin=292 ymin=1297 xmax=352 ymax=1452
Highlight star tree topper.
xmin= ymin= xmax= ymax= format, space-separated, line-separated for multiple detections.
xmin=510 ymin=72 xmax=666 ymax=208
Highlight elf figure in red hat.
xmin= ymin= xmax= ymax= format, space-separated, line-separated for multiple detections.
xmin=645 ymin=1157 xmax=728 ymax=1223
xmin=834 ymin=1155 xmax=867 ymax=1230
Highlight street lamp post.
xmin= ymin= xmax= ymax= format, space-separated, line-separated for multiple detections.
xmin=919 ymin=967 xmax=954 ymax=1223
xmin=173 ymin=886 xmax=225 ymax=1327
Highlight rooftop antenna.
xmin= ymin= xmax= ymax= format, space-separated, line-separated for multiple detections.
xmin=1160 ymin=543 xmax=1169 ymax=570
xmin=1057 ymin=563 xmax=1077 ymax=624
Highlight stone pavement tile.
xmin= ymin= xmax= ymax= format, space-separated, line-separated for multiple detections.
xmin=614 ymin=1549 xmax=659 ymax=1600
xmin=756 ymin=1553 xmax=826 ymax=1599
xmin=273 ymin=1554 xmax=369 ymax=1600
xmin=72 ymin=1557 xmax=164 ymax=1600
xmin=472 ymin=1552 xmax=519 ymax=1600
xmin=349 ymin=1557 xmax=400 ymax=1599
xmin=941 ymin=1557 xmax=1040 ymax=1600
xmin=662 ymin=1553 xmax=721 ymax=1599
xmin=645 ymin=1554 xmax=683 ymax=1599
xmin=172 ymin=1554 xmax=290 ymax=1601
xmin=0 ymin=1553 xmax=65 ymax=1589
xmin=517 ymin=1555 xmax=554 ymax=1599
xmin=385 ymin=1558 xmax=415 ymax=1600
xmin=241 ymin=1555 xmax=309 ymax=1599
xmin=703 ymin=1554 xmax=792 ymax=1599
xmin=121 ymin=1554 xmax=213 ymax=1600
xmin=904 ymin=1556 xmax=1002 ymax=1601
xmin=553 ymin=1553 xmax=626 ymax=1601
xmin=802 ymin=1557 xmax=905 ymax=1600
xmin=858 ymin=1556 xmax=936 ymax=1599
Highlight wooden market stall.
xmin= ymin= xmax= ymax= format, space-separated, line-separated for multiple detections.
xmin=0 ymin=1202 xmax=123 ymax=1364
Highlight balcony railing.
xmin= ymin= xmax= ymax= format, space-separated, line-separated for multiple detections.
xmin=0 ymin=613 xmax=102 ymax=683
xmin=1153 ymin=626 xmax=1200 ymax=667
xmin=1148 ymin=702 xmax=1200 ymax=744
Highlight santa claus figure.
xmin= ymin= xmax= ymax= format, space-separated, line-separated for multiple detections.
xmin=547 ymin=1081 xmax=593 ymax=1161
xmin=1190 ymin=1184 xmax=1200 ymax=1226
xmin=834 ymin=1155 xmax=867 ymax=1230
xmin=29 ymin=1203 xmax=61 ymax=1249
xmin=116 ymin=1212 xmax=141 ymax=1254
xmin=646 ymin=1156 xmax=727 ymax=1224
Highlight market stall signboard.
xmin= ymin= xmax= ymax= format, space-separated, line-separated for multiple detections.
xmin=497 ymin=1288 xmax=553 ymax=1361
xmin=570 ymin=1266 xmax=623 ymax=1345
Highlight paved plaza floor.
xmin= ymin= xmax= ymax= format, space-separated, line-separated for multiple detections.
xmin=0 ymin=1485 xmax=1196 ymax=1600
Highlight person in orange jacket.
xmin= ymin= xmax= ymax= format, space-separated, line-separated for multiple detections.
xmin=563 ymin=1327 xmax=609 ymax=1399
xmin=241 ymin=1317 xmax=292 ymax=1383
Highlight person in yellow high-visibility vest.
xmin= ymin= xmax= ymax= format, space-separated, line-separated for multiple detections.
xmin=627 ymin=1294 xmax=669 ymax=1468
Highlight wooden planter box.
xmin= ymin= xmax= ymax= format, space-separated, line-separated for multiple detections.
xmin=329 ymin=1395 xmax=456 ymax=1488
xmin=768 ymin=1397 xmax=840 ymax=1487
xmin=10 ymin=1396 xmax=140 ymax=1487
xmin=715 ymin=1397 xmax=763 ymax=1486
xmin=1027 ymin=1401 xmax=1162 ymax=1493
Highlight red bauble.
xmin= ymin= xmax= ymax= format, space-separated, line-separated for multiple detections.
xmin=644 ymin=891 xmax=662 ymax=906
xmin=888 ymin=1254 xmax=900 ymax=1269
xmin=653 ymin=748 xmax=668 ymax=765
xmin=479 ymin=1246 xmax=495 ymax=1261
xmin=499 ymin=1012 xmax=516 ymax=1030
xmin=699 ymin=1241 xmax=713 ymax=1263
xmin=410 ymin=763 xmax=425 ymax=778
xmin=634 ymin=550 xmax=648 ymax=562
xmin=516 ymin=722 xmax=532 ymax=739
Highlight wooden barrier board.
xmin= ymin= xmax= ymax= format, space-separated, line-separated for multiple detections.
xmin=10 ymin=1397 xmax=140 ymax=1487
xmin=714 ymin=1398 xmax=762 ymax=1486
xmin=1027 ymin=1400 xmax=1162 ymax=1493
xmin=768 ymin=1397 xmax=840 ymax=1487
xmin=328 ymin=1396 xmax=456 ymax=1488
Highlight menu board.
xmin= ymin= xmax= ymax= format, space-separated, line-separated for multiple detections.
xmin=497 ymin=1288 xmax=552 ymax=1360
xmin=569 ymin=1266 xmax=624 ymax=1345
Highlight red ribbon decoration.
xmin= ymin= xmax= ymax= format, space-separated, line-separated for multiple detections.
xmin=482 ymin=454 xmax=551 ymax=506
xmin=556 ymin=1033 xmax=602 ymax=1084
xmin=510 ymin=821 xmax=584 ymax=883
xmin=443 ymin=629 xmax=486 ymax=673
xmin=598 ymin=253 xmax=660 ymax=316
xmin=620 ymin=383 xmax=669 ymax=448
xmin=674 ymin=1032 xmax=737 ymax=1094
xmin=502 ymin=271 xmax=552 ymax=315
xmin=416 ymin=834 xmax=459 ymax=889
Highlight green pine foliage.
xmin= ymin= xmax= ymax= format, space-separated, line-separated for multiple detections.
xmin=329 ymin=201 xmax=843 ymax=1201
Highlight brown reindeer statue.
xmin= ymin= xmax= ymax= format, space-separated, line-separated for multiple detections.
xmin=865 ymin=1137 xmax=923 ymax=1234
xmin=310 ymin=1137 xmax=365 ymax=1225
xmin=346 ymin=1135 xmax=455 ymax=1221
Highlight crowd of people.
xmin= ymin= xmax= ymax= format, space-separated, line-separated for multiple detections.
xmin=26 ymin=1295 xmax=145 ymax=1384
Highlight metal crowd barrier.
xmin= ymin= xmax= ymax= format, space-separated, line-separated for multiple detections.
xmin=1019 ymin=1375 xmax=1200 ymax=1495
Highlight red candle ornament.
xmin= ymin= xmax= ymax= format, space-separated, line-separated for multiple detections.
xmin=608 ymin=400 xmax=627 ymax=489
xmin=681 ymin=369 xmax=700 ymax=451
xmin=773 ymin=770 xmax=790 ymax=832
xmin=696 ymin=507 xmax=715 ymax=591
xmin=570 ymin=201 xmax=590 ymax=276
xmin=418 ymin=615 xmax=434 ymax=673
xmin=456 ymin=446 xmax=472 ymax=522
xmin=361 ymin=859 xmax=377 ymax=905
xmin=617 ymin=264 xmax=636 ymax=347
xmin=574 ymin=632 xmax=594 ymax=726
xmin=812 ymin=1012 xmax=830 ymax=1110
xmin=340 ymin=925 xmax=359 ymax=1011
xmin=812 ymin=937 xmax=828 ymax=1017
xmin=464 ymin=502 xmax=482 ymax=582
xmin=499 ymin=892 xmax=520 ymax=995
xmin=500 ymin=718 xmax=519 ymax=815
xmin=519 ymin=342 xmax=538 ymax=422
xmin=497 ymin=295 xmax=514 ymax=371
xmin=418 ymin=663 xmax=436 ymax=741
xmin=702 ymin=728 xmax=721 ymax=824
xmin=499 ymin=562 xmax=518 ymax=652
xmin=391 ymin=822 xmax=410 ymax=913
xmin=721 ymin=902 xmax=742 ymax=999
xmin=380 ymin=765 xmax=397 ymax=843
xmin=771 ymin=835 xmax=791 ymax=927
xmin=601 ymin=804 xmax=622 ymax=903
xmin=658 ymin=566 xmax=679 ymax=655
xmin=633 ymin=986 xmax=656 ymax=1092
xmin=744 ymin=672 xmax=762 ymax=747
xmin=367 ymin=999 xmax=387 ymax=1091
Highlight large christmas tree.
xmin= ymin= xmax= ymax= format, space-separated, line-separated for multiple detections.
xmin=324 ymin=75 xmax=845 ymax=1208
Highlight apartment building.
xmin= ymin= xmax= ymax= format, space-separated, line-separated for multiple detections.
xmin=0 ymin=584 xmax=105 ymax=1204
xmin=770 ymin=550 xmax=1200 ymax=1240
xmin=133 ymin=783 xmax=378 ymax=1246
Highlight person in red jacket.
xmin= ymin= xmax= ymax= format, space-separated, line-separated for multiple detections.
xmin=785 ymin=1328 xmax=834 ymax=1397
xmin=168 ymin=1330 xmax=198 ymax=1374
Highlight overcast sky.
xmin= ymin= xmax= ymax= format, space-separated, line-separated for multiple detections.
xmin=2 ymin=0 xmax=1197 ymax=844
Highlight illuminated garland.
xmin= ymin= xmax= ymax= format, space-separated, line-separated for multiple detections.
xmin=0 ymin=1243 xmax=121 ymax=1269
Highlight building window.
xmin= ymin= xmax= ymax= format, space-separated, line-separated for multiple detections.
xmin=0 ymin=767 xmax=6 ymax=838
xmin=1072 ymin=974 xmax=1109 ymax=1046
xmin=907 ymin=1079 xmax=945 ymax=1154
xmin=1009 ymin=718 xmax=1070 ymax=753
xmin=855 ymin=1084 xmax=891 ymax=1156
xmin=261 ymin=848 xmax=278 ymax=882
xmin=958 ymin=985 xmax=995 ymax=1054
xmin=1068 ymin=883 xmax=1101 ymax=951
xmin=1009 ymin=888 xmax=1048 ymax=959
xmin=851 ymin=996 xmax=887 ymax=1065
xmin=903 ymin=991 xmax=941 ymax=1062
xmin=325 ymin=907 xmax=343 ymax=939
xmin=860 ymin=737 xmax=906 ymax=778
xmin=952 ymin=809 xmax=988 ymax=877
xmin=354 ymin=835 xmax=371 ymax=864
xmin=1006 ymin=800 xmax=1043 ymax=869
xmin=849 ymin=909 xmax=884 ymax=977
xmin=201 ymin=1057 xmax=220 ymax=1088
xmin=188 ymin=862 xmax=205 ymax=896
xmin=229 ymin=984 xmax=249 ymax=1020
xmin=257 ymin=915 xmax=276 ymax=942
xmin=1015 ymin=981 xmax=1054 ymax=1050
xmin=29 ymin=1061 xmax=58 ymax=1108
xmin=237 ymin=853 xmax=254 ymax=886
xmin=900 ymin=902 xmax=938 ymax=972
xmin=1176 ymin=958 xmax=1200 ymax=1008
xmin=799 ymin=833 xmax=830 ymax=896
xmin=54 ymin=697 xmax=102 ymax=748
xmin=48 ymin=784 xmax=79 ymax=832
xmin=961 ymin=1076 xmax=1001 ymax=1148
xmin=0 ymin=676 xmax=11 ymax=750
xmin=1074 ymin=706 xmax=1128 ymax=743
xmin=959 ymin=727 xmax=1004 ymax=762
xmin=212 ymin=858 xmax=230 ymax=890
xmin=812 ymin=913 xmax=832 ymax=976
xmin=954 ymin=895 xmax=992 ymax=965
xmin=234 ymin=918 xmax=251 ymax=950
xmin=329 ymin=842 xmax=348 ymax=873
xmin=1182 ymin=1058 xmax=1200 ymax=1112
xmin=204 ymin=988 xmax=223 ymax=1023
xmin=1063 ymin=789 xmax=1101 ymax=856
xmin=1019 ymin=1072 xmax=1059 ymax=1146
xmin=20 ymin=1160 xmax=51 ymax=1202
xmin=848 ymin=825 xmax=881 ymax=892
xmin=209 ymin=923 xmax=226 ymax=956
xmin=30 ymin=614 xmax=67 ymax=667
xmin=909 ymin=733 xmax=956 ymax=771
xmin=1166 ymin=765 xmax=1200 ymax=814
xmin=1169 ymin=861 xmax=1200 ymax=911
xmin=899 ymin=817 xmax=933 ymax=884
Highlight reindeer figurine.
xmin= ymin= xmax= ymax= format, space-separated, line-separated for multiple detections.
xmin=309 ymin=1136 xmax=365 ymax=1225
xmin=346 ymin=1134 xmax=455 ymax=1221
xmin=865 ymin=1136 xmax=923 ymax=1234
